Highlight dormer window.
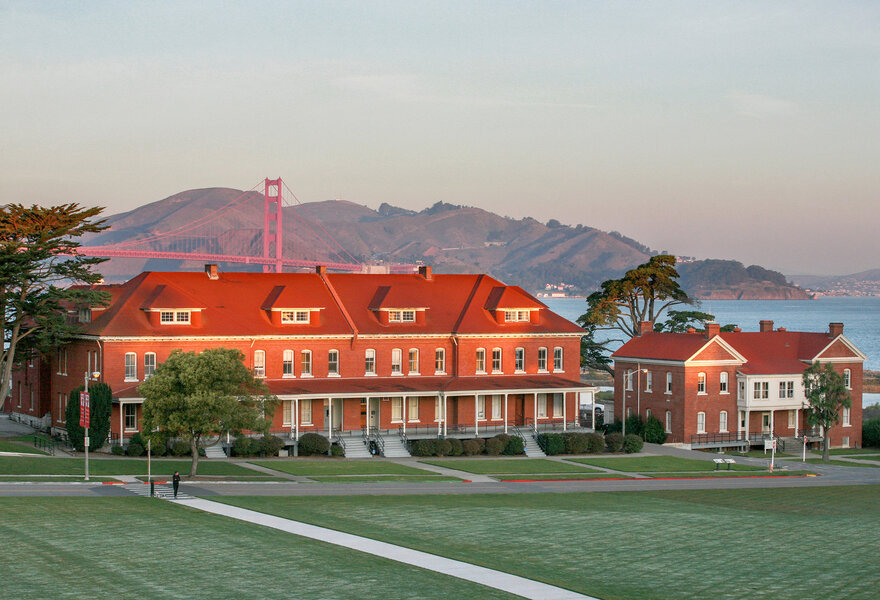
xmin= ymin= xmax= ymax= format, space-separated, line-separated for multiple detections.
xmin=504 ymin=310 xmax=531 ymax=322
xmin=389 ymin=310 xmax=416 ymax=323
xmin=280 ymin=310 xmax=310 ymax=324
xmin=78 ymin=307 xmax=91 ymax=323
xmin=160 ymin=310 xmax=190 ymax=324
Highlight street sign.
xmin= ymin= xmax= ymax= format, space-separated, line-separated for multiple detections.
xmin=764 ymin=438 xmax=776 ymax=450
xmin=79 ymin=391 xmax=90 ymax=428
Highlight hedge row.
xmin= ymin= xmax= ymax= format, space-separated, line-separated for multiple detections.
xmin=537 ymin=432 xmax=643 ymax=455
xmin=231 ymin=435 xmax=285 ymax=457
xmin=410 ymin=434 xmax=524 ymax=457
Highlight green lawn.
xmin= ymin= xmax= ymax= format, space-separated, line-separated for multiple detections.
xmin=309 ymin=475 xmax=462 ymax=483
xmin=730 ymin=450 xmax=792 ymax=458
xmin=494 ymin=473 xmax=631 ymax=481
xmin=421 ymin=458 xmax=601 ymax=474
xmin=250 ymin=459 xmax=434 ymax=476
xmin=645 ymin=471 xmax=816 ymax=478
xmin=218 ymin=486 xmax=880 ymax=600
xmin=804 ymin=458 xmax=880 ymax=468
xmin=827 ymin=447 xmax=880 ymax=455
xmin=0 ymin=475 xmax=122 ymax=482
xmin=0 ymin=457 xmax=257 ymax=476
xmin=0 ymin=497 xmax=515 ymax=600
xmin=568 ymin=455 xmax=763 ymax=472
xmin=0 ymin=439 xmax=48 ymax=454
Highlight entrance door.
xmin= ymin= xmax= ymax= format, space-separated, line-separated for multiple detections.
xmin=762 ymin=412 xmax=771 ymax=434
xmin=369 ymin=398 xmax=380 ymax=430
xmin=514 ymin=395 xmax=525 ymax=426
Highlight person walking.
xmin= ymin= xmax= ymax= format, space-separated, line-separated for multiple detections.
xmin=172 ymin=471 xmax=180 ymax=499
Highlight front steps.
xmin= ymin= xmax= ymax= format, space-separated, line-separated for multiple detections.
xmin=344 ymin=439 xmax=373 ymax=458
xmin=379 ymin=435 xmax=412 ymax=458
xmin=204 ymin=445 xmax=227 ymax=459
xmin=523 ymin=432 xmax=547 ymax=457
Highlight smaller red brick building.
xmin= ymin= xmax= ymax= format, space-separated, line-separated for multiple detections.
xmin=612 ymin=320 xmax=866 ymax=449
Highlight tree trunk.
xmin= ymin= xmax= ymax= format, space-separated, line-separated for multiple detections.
xmin=823 ymin=430 xmax=830 ymax=463
xmin=189 ymin=437 xmax=199 ymax=477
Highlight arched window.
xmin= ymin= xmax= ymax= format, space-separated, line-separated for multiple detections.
xmin=666 ymin=372 xmax=673 ymax=393
xmin=697 ymin=372 xmax=706 ymax=394
xmin=144 ymin=352 xmax=156 ymax=379
xmin=475 ymin=348 xmax=486 ymax=374
xmin=553 ymin=347 xmax=564 ymax=371
xmin=665 ymin=410 xmax=672 ymax=433
xmin=537 ymin=347 xmax=548 ymax=371
xmin=646 ymin=408 xmax=652 ymax=420
xmin=124 ymin=352 xmax=138 ymax=381
xmin=625 ymin=369 xmax=634 ymax=391
xmin=514 ymin=347 xmax=525 ymax=372
xmin=365 ymin=349 xmax=376 ymax=375
xmin=719 ymin=410 xmax=728 ymax=432
xmin=328 ymin=350 xmax=339 ymax=376
xmin=300 ymin=350 xmax=312 ymax=376
xmin=282 ymin=350 xmax=295 ymax=377
xmin=391 ymin=348 xmax=402 ymax=374
xmin=719 ymin=372 xmax=728 ymax=393
xmin=435 ymin=348 xmax=446 ymax=374
xmin=253 ymin=350 xmax=265 ymax=378
xmin=697 ymin=411 xmax=706 ymax=433
xmin=844 ymin=368 xmax=852 ymax=389
xmin=408 ymin=349 xmax=419 ymax=374
xmin=491 ymin=348 xmax=502 ymax=373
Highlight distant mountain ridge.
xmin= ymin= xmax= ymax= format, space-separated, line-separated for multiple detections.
xmin=84 ymin=187 xmax=810 ymax=300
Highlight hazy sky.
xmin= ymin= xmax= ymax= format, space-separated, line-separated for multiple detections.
xmin=2 ymin=1 xmax=878 ymax=275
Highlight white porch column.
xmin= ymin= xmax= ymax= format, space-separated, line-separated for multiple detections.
xmin=770 ymin=410 xmax=775 ymax=437
xmin=503 ymin=393 xmax=508 ymax=434
xmin=745 ymin=409 xmax=750 ymax=442
xmin=563 ymin=392 xmax=567 ymax=432
xmin=443 ymin=394 xmax=448 ymax=437
xmin=533 ymin=392 xmax=538 ymax=434
xmin=437 ymin=395 xmax=442 ymax=436
xmin=294 ymin=398 xmax=299 ymax=441
xmin=327 ymin=398 xmax=333 ymax=439
xmin=119 ymin=401 xmax=124 ymax=444
xmin=402 ymin=395 xmax=407 ymax=435
xmin=475 ymin=395 xmax=479 ymax=437
xmin=365 ymin=397 xmax=370 ymax=436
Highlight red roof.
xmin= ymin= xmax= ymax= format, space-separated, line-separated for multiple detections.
xmin=81 ymin=270 xmax=583 ymax=338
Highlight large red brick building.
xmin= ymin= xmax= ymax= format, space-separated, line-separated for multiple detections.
xmin=7 ymin=265 xmax=590 ymax=456
xmin=612 ymin=320 xmax=866 ymax=449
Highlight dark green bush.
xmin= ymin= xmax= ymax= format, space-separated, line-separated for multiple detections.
xmin=330 ymin=444 xmax=344 ymax=457
xmin=605 ymin=432 xmax=624 ymax=453
xmin=298 ymin=433 xmax=330 ymax=456
xmin=625 ymin=414 xmax=645 ymax=438
xmin=170 ymin=440 xmax=191 ymax=456
xmin=411 ymin=439 xmax=438 ymax=457
xmin=538 ymin=433 xmax=565 ymax=455
xmin=863 ymin=418 xmax=880 ymax=448
xmin=586 ymin=432 xmax=605 ymax=454
xmin=623 ymin=434 xmax=644 ymax=453
xmin=604 ymin=419 xmax=622 ymax=434
xmin=503 ymin=436 xmax=524 ymax=455
xmin=644 ymin=416 xmax=667 ymax=444
xmin=125 ymin=442 xmax=144 ymax=456
xmin=462 ymin=439 xmax=483 ymax=456
xmin=485 ymin=436 xmax=505 ymax=455
xmin=562 ymin=432 xmax=590 ymax=454
xmin=111 ymin=444 xmax=125 ymax=456
xmin=436 ymin=439 xmax=453 ymax=456
xmin=232 ymin=436 xmax=259 ymax=457
xmin=64 ymin=382 xmax=113 ymax=453
xmin=447 ymin=438 xmax=464 ymax=456
xmin=260 ymin=435 xmax=285 ymax=457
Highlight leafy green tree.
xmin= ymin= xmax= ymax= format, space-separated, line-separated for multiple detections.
xmin=1 ymin=203 xmax=108 ymax=410
xmin=653 ymin=310 xmax=736 ymax=333
xmin=64 ymin=382 xmax=113 ymax=452
xmin=139 ymin=348 xmax=277 ymax=476
xmin=803 ymin=362 xmax=852 ymax=463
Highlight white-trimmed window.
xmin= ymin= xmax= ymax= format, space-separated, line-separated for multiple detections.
xmin=144 ymin=353 xmax=156 ymax=379
xmin=697 ymin=372 xmax=706 ymax=394
xmin=719 ymin=410 xmax=728 ymax=433
xmin=281 ymin=310 xmax=310 ymax=324
xmin=492 ymin=395 xmax=503 ymax=420
xmin=842 ymin=435 xmax=850 ymax=448
xmin=391 ymin=398 xmax=403 ymax=422
xmin=57 ymin=393 xmax=63 ymax=423
xmin=301 ymin=400 xmax=313 ymax=425
xmin=282 ymin=401 xmax=292 ymax=426
xmin=779 ymin=381 xmax=794 ymax=399
xmin=720 ymin=372 xmax=728 ymax=394
xmin=646 ymin=408 xmax=652 ymax=420
xmin=408 ymin=397 xmax=419 ymax=421
xmin=328 ymin=350 xmax=339 ymax=376
xmin=645 ymin=371 xmax=653 ymax=392
xmin=365 ymin=349 xmax=376 ymax=375
xmin=391 ymin=349 xmax=402 ymax=375
xmin=514 ymin=348 xmax=525 ymax=373
xmin=475 ymin=348 xmax=486 ymax=374
xmin=844 ymin=368 xmax=851 ymax=389
xmin=843 ymin=406 xmax=851 ymax=427
xmin=78 ymin=307 xmax=91 ymax=323
xmin=738 ymin=380 xmax=746 ymax=400
xmin=666 ymin=372 xmax=673 ymax=394
xmin=553 ymin=347 xmax=563 ymax=371
xmin=552 ymin=394 xmax=563 ymax=418
xmin=697 ymin=411 xmax=706 ymax=434
xmin=434 ymin=348 xmax=446 ymax=374
xmin=283 ymin=350 xmax=295 ymax=377
xmin=300 ymin=350 xmax=312 ymax=376
xmin=388 ymin=310 xmax=416 ymax=323
xmin=160 ymin=310 xmax=190 ymax=324
xmin=754 ymin=381 xmax=769 ymax=399
xmin=492 ymin=348 xmax=502 ymax=373
xmin=123 ymin=403 xmax=138 ymax=432
xmin=504 ymin=310 xmax=530 ymax=322
xmin=537 ymin=347 xmax=548 ymax=372
xmin=253 ymin=350 xmax=265 ymax=378
xmin=788 ymin=410 xmax=796 ymax=429
xmin=124 ymin=352 xmax=137 ymax=381
xmin=537 ymin=394 xmax=547 ymax=418
xmin=477 ymin=396 xmax=486 ymax=420
xmin=408 ymin=349 xmax=419 ymax=374
xmin=57 ymin=348 xmax=68 ymax=375
xmin=625 ymin=369 xmax=634 ymax=391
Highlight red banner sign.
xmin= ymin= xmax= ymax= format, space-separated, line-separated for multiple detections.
xmin=79 ymin=392 xmax=90 ymax=428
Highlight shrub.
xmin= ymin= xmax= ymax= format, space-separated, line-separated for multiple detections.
xmin=462 ymin=439 xmax=483 ymax=456
xmin=436 ymin=439 xmax=453 ymax=456
xmin=447 ymin=438 xmax=464 ymax=456
xmin=485 ymin=436 xmax=505 ymax=455
xmin=503 ymin=436 xmax=524 ymax=455
xmin=298 ymin=433 xmax=330 ymax=456
xmin=232 ymin=436 xmax=259 ymax=457
xmin=494 ymin=433 xmax=511 ymax=447
xmin=623 ymin=434 xmax=644 ymax=454
xmin=330 ymin=445 xmax=344 ymax=457
xmin=605 ymin=432 xmax=624 ymax=453
xmin=125 ymin=442 xmax=144 ymax=457
xmin=411 ymin=439 xmax=438 ymax=457
xmin=644 ymin=416 xmax=667 ymax=444
xmin=586 ymin=432 xmax=605 ymax=454
xmin=65 ymin=382 xmax=113 ymax=453
xmin=625 ymin=415 xmax=645 ymax=438
xmin=170 ymin=440 xmax=191 ymax=456
xmin=863 ymin=418 xmax=880 ymax=448
xmin=111 ymin=444 xmax=125 ymax=456
xmin=604 ymin=419 xmax=623 ymax=434
xmin=538 ymin=433 xmax=565 ymax=455
xmin=260 ymin=435 xmax=285 ymax=457
xmin=562 ymin=432 xmax=590 ymax=455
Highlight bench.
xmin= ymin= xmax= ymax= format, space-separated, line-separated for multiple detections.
xmin=714 ymin=458 xmax=736 ymax=471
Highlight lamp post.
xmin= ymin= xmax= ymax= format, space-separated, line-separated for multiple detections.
xmin=83 ymin=371 xmax=100 ymax=481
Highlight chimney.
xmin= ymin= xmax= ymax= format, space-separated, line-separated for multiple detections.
xmin=638 ymin=321 xmax=653 ymax=336
xmin=829 ymin=322 xmax=844 ymax=338
xmin=205 ymin=264 xmax=219 ymax=280
xmin=705 ymin=322 xmax=720 ymax=338
xmin=418 ymin=265 xmax=433 ymax=280
xmin=315 ymin=265 xmax=327 ymax=275
xmin=686 ymin=327 xmax=696 ymax=334
xmin=759 ymin=319 xmax=774 ymax=333
xmin=777 ymin=327 xmax=786 ymax=332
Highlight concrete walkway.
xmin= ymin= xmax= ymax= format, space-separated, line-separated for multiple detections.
xmin=170 ymin=496 xmax=595 ymax=600
xmin=386 ymin=457 xmax=497 ymax=482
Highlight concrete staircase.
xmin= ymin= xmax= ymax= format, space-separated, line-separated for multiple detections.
xmin=204 ymin=445 xmax=227 ymax=459
xmin=522 ymin=432 xmax=546 ymax=457
xmin=344 ymin=438 xmax=373 ymax=459
xmin=379 ymin=434 xmax=411 ymax=458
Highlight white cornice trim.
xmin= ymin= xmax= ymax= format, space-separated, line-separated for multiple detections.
xmin=613 ymin=358 xmax=686 ymax=367
xmin=811 ymin=335 xmax=868 ymax=362
xmin=75 ymin=332 xmax=583 ymax=342
xmin=685 ymin=336 xmax=748 ymax=364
